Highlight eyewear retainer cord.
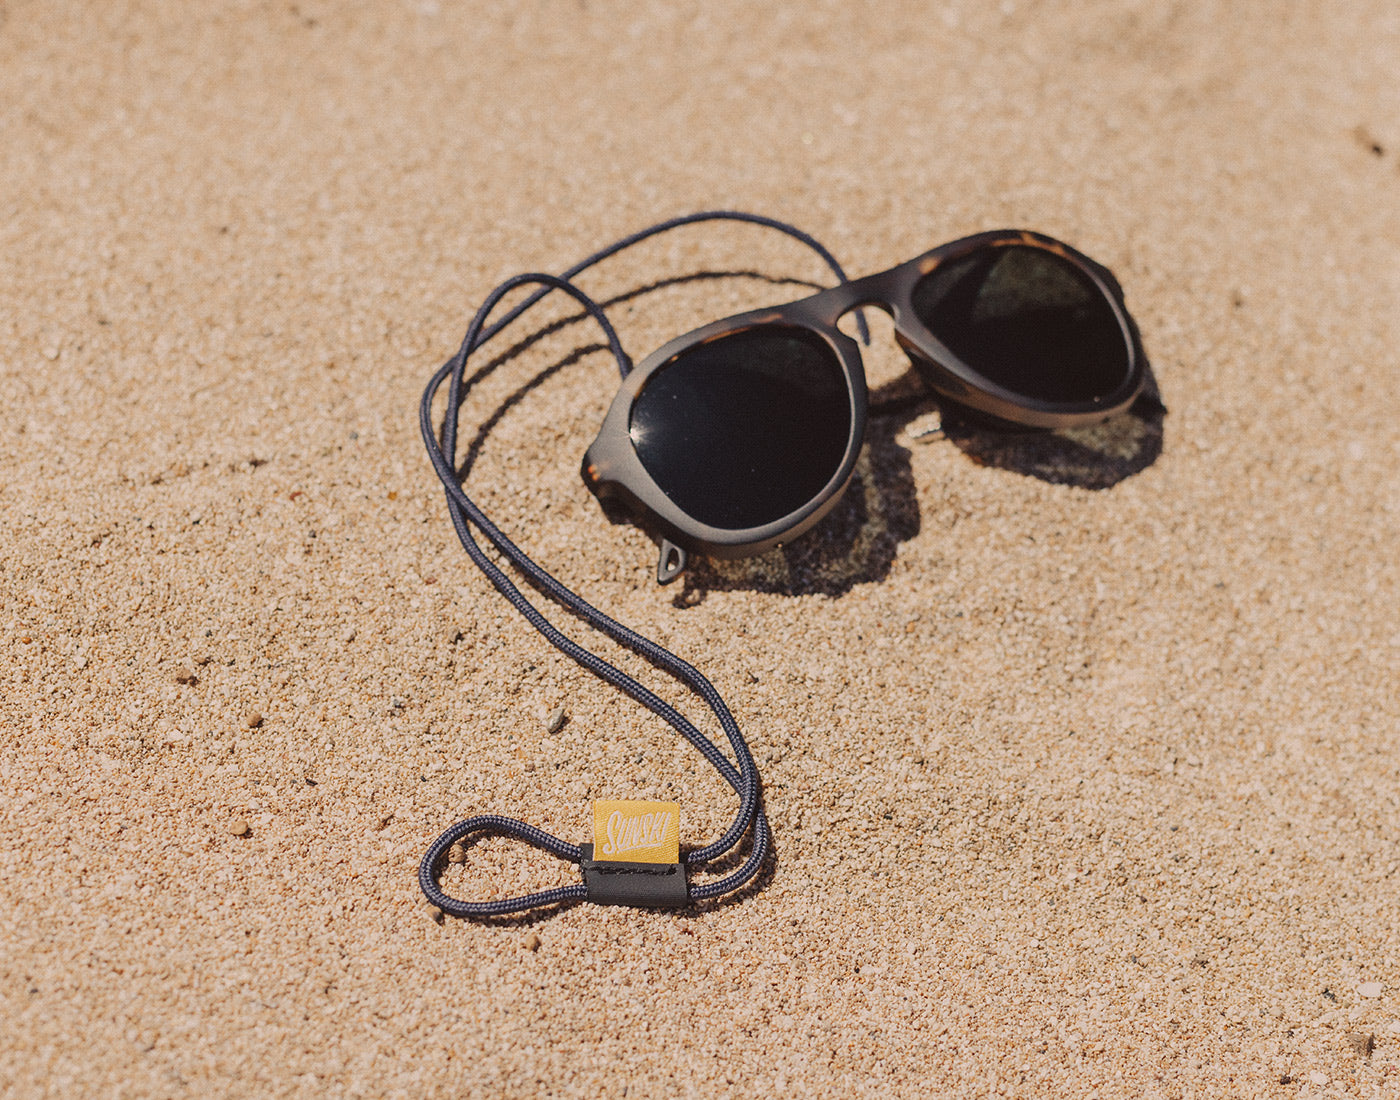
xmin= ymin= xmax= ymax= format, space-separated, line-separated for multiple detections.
xmin=460 ymin=209 xmax=869 ymax=365
xmin=418 ymin=211 xmax=856 ymax=917
xmin=420 ymin=273 xmax=773 ymax=917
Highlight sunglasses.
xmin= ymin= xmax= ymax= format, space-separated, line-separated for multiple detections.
xmin=582 ymin=230 xmax=1145 ymax=583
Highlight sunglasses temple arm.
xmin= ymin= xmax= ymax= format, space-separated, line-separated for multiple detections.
xmin=657 ymin=539 xmax=688 ymax=585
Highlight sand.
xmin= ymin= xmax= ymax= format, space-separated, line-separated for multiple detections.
xmin=3 ymin=1 xmax=1399 ymax=1096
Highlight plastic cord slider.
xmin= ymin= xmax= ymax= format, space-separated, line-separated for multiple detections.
xmin=578 ymin=843 xmax=689 ymax=907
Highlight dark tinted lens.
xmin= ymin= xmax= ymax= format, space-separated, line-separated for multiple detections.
xmin=630 ymin=326 xmax=851 ymax=531
xmin=910 ymin=245 xmax=1128 ymax=403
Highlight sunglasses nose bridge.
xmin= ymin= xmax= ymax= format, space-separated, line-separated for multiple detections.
xmin=799 ymin=269 xmax=904 ymax=332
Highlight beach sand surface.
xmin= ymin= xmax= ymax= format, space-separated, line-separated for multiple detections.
xmin=2 ymin=2 xmax=1399 ymax=1096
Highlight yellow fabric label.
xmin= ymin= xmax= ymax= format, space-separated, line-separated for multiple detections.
xmin=592 ymin=800 xmax=680 ymax=864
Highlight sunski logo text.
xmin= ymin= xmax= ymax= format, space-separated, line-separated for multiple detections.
xmin=601 ymin=809 xmax=673 ymax=858
xmin=592 ymin=799 xmax=680 ymax=863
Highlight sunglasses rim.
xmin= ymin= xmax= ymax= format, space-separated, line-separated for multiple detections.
xmin=583 ymin=230 xmax=1145 ymax=559
xmin=800 ymin=229 xmax=1145 ymax=429
xmin=582 ymin=318 xmax=869 ymax=558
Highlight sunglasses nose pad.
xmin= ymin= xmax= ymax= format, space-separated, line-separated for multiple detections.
xmin=656 ymin=539 xmax=688 ymax=585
